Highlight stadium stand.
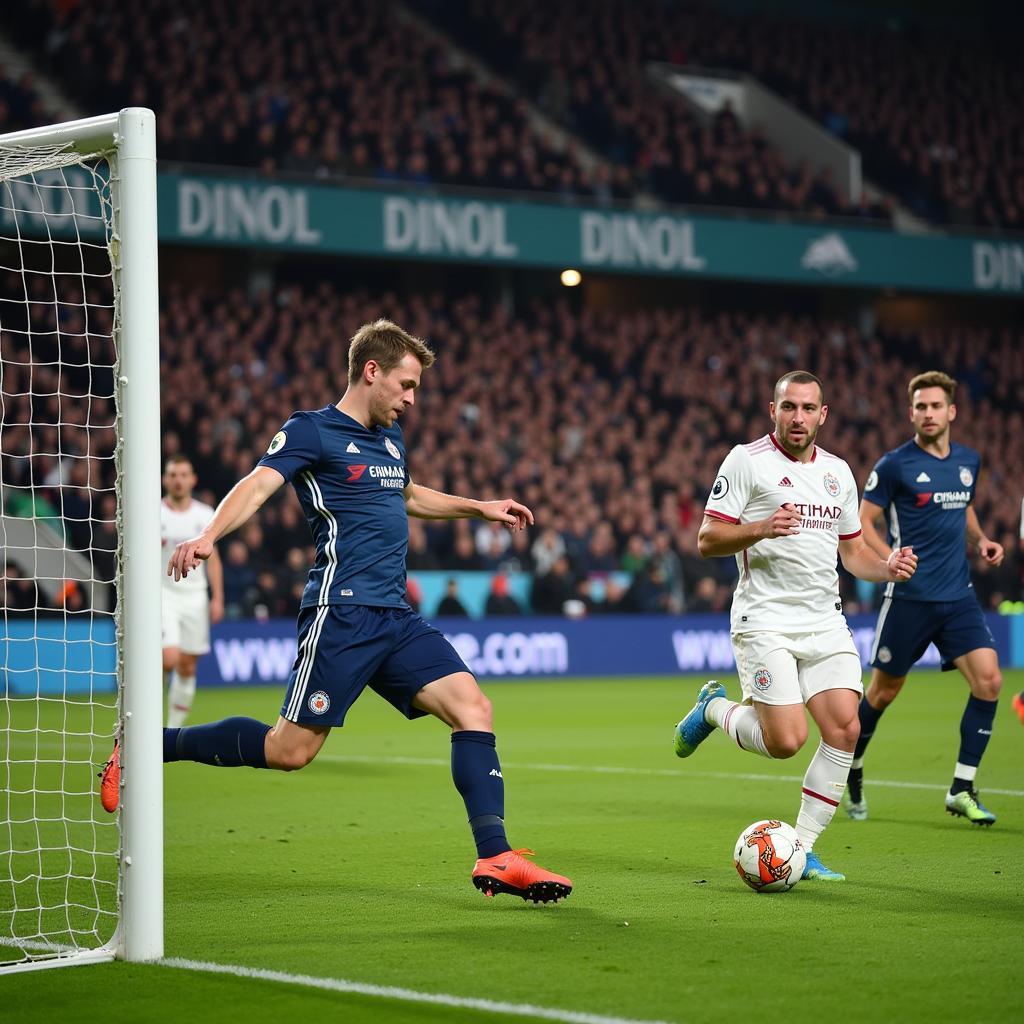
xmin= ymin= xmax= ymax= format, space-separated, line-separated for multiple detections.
xmin=5 ymin=268 xmax=1019 ymax=616
xmin=8 ymin=0 xmax=889 ymax=219
xmin=412 ymin=0 xmax=1022 ymax=229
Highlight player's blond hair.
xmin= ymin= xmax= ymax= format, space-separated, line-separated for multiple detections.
xmin=908 ymin=370 xmax=956 ymax=404
xmin=347 ymin=319 xmax=436 ymax=384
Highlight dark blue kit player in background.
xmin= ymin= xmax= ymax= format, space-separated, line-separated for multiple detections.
xmin=845 ymin=371 xmax=1004 ymax=826
xmin=105 ymin=318 xmax=572 ymax=903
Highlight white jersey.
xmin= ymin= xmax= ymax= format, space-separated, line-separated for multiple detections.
xmin=705 ymin=433 xmax=862 ymax=634
xmin=160 ymin=499 xmax=215 ymax=594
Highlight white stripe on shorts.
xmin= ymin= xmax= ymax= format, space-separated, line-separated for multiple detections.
xmin=286 ymin=604 xmax=330 ymax=721
xmin=870 ymin=595 xmax=893 ymax=665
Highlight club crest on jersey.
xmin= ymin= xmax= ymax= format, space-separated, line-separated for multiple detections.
xmin=752 ymin=667 xmax=772 ymax=691
xmin=308 ymin=690 xmax=331 ymax=715
xmin=959 ymin=466 xmax=974 ymax=487
xmin=711 ymin=475 xmax=729 ymax=499
xmin=822 ymin=471 xmax=841 ymax=497
xmin=267 ymin=430 xmax=286 ymax=454
xmin=384 ymin=437 xmax=401 ymax=460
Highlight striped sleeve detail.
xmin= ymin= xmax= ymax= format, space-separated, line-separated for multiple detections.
xmin=704 ymin=510 xmax=740 ymax=524
xmin=838 ymin=529 xmax=862 ymax=540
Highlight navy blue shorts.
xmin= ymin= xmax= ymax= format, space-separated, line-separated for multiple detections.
xmin=869 ymin=595 xmax=995 ymax=677
xmin=281 ymin=605 xmax=469 ymax=726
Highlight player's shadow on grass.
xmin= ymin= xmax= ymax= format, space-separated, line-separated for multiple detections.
xmin=843 ymin=879 xmax=1021 ymax=917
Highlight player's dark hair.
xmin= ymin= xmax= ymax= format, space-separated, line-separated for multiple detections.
xmin=348 ymin=319 xmax=436 ymax=384
xmin=908 ymin=370 xmax=956 ymax=404
xmin=774 ymin=370 xmax=824 ymax=405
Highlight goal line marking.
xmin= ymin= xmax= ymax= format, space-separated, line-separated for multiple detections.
xmin=316 ymin=752 xmax=1024 ymax=798
xmin=160 ymin=958 xmax=672 ymax=1024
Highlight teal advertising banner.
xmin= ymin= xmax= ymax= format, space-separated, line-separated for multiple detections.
xmin=6 ymin=166 xmax=1021 ymax=295
xmin=156 ymin=172 xmax=1024 ymax=295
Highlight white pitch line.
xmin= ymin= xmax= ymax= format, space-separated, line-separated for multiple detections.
xmin=316 ymin=752 xmax=1024 ymax=798
xmin=160 ymin=958 xmax=673 ymax=1024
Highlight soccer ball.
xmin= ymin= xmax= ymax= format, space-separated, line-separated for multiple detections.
xmin=733 ymin=819 xmax=806 ymax=893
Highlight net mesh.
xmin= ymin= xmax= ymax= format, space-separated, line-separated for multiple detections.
xmin=0 ymin=140 xmax=122 ymax=967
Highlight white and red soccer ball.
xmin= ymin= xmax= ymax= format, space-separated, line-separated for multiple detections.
xmin=734 ymin=819 xmax=806 ymax=893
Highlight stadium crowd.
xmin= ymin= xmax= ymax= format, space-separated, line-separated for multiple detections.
xmin=414 ymin=0 xmax=1022 ymax=230
xmin=3 ymin=273 xmax=1023 ymax=618
xmin=9 ymin=0 xmax=888 ymax=221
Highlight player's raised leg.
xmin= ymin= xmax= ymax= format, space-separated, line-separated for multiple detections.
xmin=412 ymin=671 xmax=572 ymax=903
xmin=945 ymin=647 xmax=1000 ymax=825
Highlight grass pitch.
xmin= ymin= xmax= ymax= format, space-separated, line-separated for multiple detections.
xmin=5 ymin=670 xmax=1022 ymax=1023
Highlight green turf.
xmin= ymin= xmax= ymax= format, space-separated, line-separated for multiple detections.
xmin=4 ymin=671 xmax=1023 ymax=1023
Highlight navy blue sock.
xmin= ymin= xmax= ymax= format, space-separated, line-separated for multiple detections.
xmin=163 ymin=718 xmax=270 ymax=769
xmin=451 ymin=730 xmax=509 ymax=858
xmin=951 ymin=695 xmax=997 ymax=795
xmin=853 ymin=697 xmax=885 ymax=760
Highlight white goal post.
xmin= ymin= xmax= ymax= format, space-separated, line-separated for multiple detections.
xmin=0 ymin=109 xmax=162 ymax=971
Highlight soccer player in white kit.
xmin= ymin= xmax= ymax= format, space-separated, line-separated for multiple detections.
xmin=161 ymin=455 xmax=224 ymax=726
xmin=673 ymin=372 xmax=918 ymax=881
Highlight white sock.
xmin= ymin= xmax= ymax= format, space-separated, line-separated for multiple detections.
xmin=705 ymin=698 xmax=772 ymax=759
xmin=166 ymin=672 xmax=196 ymax=728
xmin=796 ymin=741 xmax=853 ymax=852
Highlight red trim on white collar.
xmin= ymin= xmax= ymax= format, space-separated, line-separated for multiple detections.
xmin=769 ymin=432 xmax=817 ymax=463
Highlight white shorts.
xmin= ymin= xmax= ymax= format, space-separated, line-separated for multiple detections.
xmin=732 ymin=627 xmax=862 ymax=707
xmin=161 ymin=587 xmax=210 ymax=655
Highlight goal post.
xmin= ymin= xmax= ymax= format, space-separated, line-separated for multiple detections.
xmin=0 ymin=109 xmax=162 ymax=971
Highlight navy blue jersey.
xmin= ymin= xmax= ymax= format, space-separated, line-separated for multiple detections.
xmin=257 ymin=405 xmax=410 ymax=609
xmin=862 ymin=439 xmax=980 ymax=602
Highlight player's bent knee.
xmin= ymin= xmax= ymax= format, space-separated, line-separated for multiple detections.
xmin=268 ymin=746 xmax=316 ymax=772
xmin=452 ymin=691 xmax=493 ymax=732
xmin=973 ymin=671 xmax=1002 ymax=701
xmin=765 ymin=733 xmax=805 ymax=759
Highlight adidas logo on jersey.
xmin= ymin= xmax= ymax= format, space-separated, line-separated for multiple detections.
xmin=346 ymin=442 xmax=361 ymax=454
xmin=916 ymin=471 xmax=931 ymax=482
xmin=778 ymin=477 xmax=793 ymax=487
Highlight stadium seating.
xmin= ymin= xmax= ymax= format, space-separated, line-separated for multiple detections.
xmin=412 ymin=0 xmax=1021 ymax=229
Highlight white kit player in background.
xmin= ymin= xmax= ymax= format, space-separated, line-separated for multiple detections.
xmin=673 ymin=371 xmax=918 ymax=881
xmin=161 ymin=455 xmax=224 ymax=726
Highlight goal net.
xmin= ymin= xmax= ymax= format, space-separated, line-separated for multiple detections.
xmin=0 ymin=110 xmax=162 ymax=973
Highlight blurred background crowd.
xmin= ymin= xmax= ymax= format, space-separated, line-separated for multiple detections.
xmin=3 ymin=275 xmax=1021 ymax=619
xmin=3 ymin=0 xmax=1015 ymax=226
xmin=1 ymin=0 xmax=1022 ymax=621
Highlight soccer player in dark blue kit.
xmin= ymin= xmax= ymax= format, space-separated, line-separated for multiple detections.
xmin=846 ymin=371 xmax=1004 ymax=825
xmin=102 ymin=318 xmax=572 ymax=902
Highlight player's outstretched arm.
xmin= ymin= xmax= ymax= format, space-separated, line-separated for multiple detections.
xmin=167 ymin=466 xmax=285 ymax=581
xmin=839 ymin=536 xmax=917 ymax=583
xmin=697 ymin=505 xmax=801 ymax=558
xmin=403 ymin=482 xmax=534 ymax=531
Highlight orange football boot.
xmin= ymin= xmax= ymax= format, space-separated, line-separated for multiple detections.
xmin=99 ymin=741 xmax=120 ymax=813
xmin=1013 ymin=692 xmax=1024 ymax=726
xmin=472 ymin=848 xmax=572 ymax=903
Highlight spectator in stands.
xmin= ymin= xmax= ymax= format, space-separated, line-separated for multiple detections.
xmin=436 ymin=577 xmax=470 ymax=617
xmin=1 ymin=562 xmax=37 ymax=615
xmin=530 ymin=555 xmax=577 ymax=616
xmin=222 ymin=539 xmax=258 ymax=620
xmin=484 ymin=573 xmax=522 ymax=616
